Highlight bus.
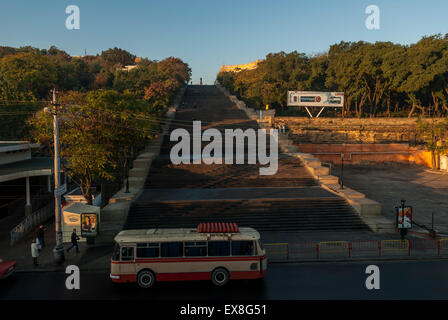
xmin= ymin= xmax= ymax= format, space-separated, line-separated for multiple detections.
xmin=110 ymin=222 xmax=267 ymax=288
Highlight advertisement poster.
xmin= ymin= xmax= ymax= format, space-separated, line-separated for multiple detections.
xmin=397 ymin=207 xmax=412 ymax=229
xmin=81 ymin=213 xmax=98 ymax=237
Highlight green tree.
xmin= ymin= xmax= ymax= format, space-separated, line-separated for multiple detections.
xmin=0 ymin=52 xmax=57 ymax=101
xmin=416 ymin=118 xmax=448 ymax=169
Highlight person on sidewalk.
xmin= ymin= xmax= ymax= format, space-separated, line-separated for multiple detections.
xmin=35 ymin=237 xmax=42 ymax=253
xmin=31 ymin=239 xmax=39 ymax=266
xmin=37 ymin=225 xmax=46 ymax=248
xmin=66 ymin=229 xmax=80 ymax=254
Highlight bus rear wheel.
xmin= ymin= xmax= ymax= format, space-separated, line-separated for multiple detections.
xmin=137 ymin=270 xmax=155 ymax=289
xmin=211 ymin=268 xmax=229 ymax=286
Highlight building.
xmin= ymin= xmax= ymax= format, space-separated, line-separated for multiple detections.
xmin=218 ymin=59 xmax=262 ymax=74
xmin=0 ymin=142 xmax=55 ymax=218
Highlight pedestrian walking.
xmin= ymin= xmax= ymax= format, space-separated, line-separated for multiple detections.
xmin=35 ymin=237 xmax=42 ymax=253
xmin=31 ymin=239 xmax=39 ymax=266
xmin=66 ymin=228 xmax=80 ymax=254
xmin=37 ymin=225 xmax=46 ymax=248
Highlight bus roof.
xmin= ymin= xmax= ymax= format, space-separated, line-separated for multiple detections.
xmin=114 ymin=227 xmax=260 ymax=243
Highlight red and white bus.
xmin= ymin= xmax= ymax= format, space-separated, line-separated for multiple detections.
xmin=110 ymin=223 xmax=267 ymax=288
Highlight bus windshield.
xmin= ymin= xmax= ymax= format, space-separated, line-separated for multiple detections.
xmin=112 ymin=243 xmax=120 ymax=261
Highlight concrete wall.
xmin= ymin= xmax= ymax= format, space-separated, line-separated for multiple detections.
xmin=0 ymin=149 xmax=31 ymax=166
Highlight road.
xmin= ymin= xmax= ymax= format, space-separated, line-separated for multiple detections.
xmin=1 ymin=260 xmax=448 ymax=300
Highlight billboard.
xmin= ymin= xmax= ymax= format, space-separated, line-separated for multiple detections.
xmin=396 ymin=206 xmax=412 ymax=229
xmin=81 ymin=213 xmax=98 ymax=237
xmin=287 ymin=91 xmax=344 ymax=108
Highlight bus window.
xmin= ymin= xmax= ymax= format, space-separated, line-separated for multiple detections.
xmin=208 ymin=241 xmax=230 ymax=256
xmin=231 ymin=240 xmax=254 ymax=256
xmin=161 ymin=242 xmax=183 ymax=257
xmin=112 ymin=243 xmax=121 ymax=261
xmin=121 ymin=247 xmax=134 ymax=261
xmin=137 ymin=243 xmax=160 ymax=258
xmin=185 ymin=241 xmax=207 ymax=257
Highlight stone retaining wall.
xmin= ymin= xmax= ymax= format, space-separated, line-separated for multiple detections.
xmin=273 ymin=117 xmax=445 ymax=144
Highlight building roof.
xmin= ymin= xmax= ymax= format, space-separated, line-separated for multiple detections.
xmin=0 ymin=157 xmax=52 ymax=182
xmin=0 ymin=142 xmax=39 ymax=153
xmin=63 ymin=202 xmax=100 ymax=215
xmin=218 ymin=59 xmax=262 ymax=74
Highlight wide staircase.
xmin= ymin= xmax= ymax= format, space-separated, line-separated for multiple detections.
xmin=125 ymin=85 xmax=371 ymax=234
xmin=125 ymin=198 xmax=369 ymax=232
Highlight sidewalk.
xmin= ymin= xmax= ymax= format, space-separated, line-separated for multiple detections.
xmin=0 ymin=220 xmax=113 ymax=272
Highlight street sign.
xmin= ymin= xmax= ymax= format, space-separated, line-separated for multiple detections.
xmin=54 ymin=184 xmax=67 ymax=197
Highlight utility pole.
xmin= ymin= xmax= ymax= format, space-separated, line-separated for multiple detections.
xmin=48 ymin=88 xmax=65 ymax=264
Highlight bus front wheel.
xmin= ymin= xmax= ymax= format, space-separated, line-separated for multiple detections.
xmin=211 ymin=268 xmax=229 ymax=286
xmin=137 ymin=270 xmax=155 ymax=289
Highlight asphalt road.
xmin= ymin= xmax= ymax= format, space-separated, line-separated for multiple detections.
xmin=1 ymin=260 xmax=448 ymax=300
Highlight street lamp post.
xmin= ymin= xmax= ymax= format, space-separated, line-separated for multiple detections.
xmin=124 ymin=146 xmax=134 ymax=194
xmin=46 ymin=88 xmax=65 ymax=264
xmin=340 ymin=153 xmax=344 ymax=189
xmin=400 ymin=199 xmax=407 ymax=240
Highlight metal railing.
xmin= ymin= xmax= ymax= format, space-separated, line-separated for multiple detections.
xmin=9 ymin=203 xmax=54 ymax=247
xmin=265 ymin=238 xmax=448 ymax=262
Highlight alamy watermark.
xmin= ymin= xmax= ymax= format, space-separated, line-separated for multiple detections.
xmin=66 ymin=5 xmax=80 ymax=30
xmin=365 ymin=5 xmax=380 ymax=30
xmin=170 ymin=121 xmax=278 ymax=175
xmin=65 ymin=265 xmax=80 ymax=290
xmin=365 ymin=265 xmax=380 ymax=290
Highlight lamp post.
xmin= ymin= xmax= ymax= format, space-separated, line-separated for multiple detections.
xmin=124 ymin=149 xmax=130 ymax=193
xmin=400 ymin=199 xmax=407 ymax=240
xmin=45 ymin=88 xmax=65 ymax=264
xmin=340 ymin=153 xmax=344 ymax=189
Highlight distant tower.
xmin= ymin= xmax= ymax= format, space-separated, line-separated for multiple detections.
xmin=200 ymin=77 xmax=203 ymax=85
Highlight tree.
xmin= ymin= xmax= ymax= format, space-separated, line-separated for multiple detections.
xmin=29 ymin=90 xmax=158 ymax=204
xmin=101 ymin=47 xmax=136 ymax=68
xmin=0 ymin=52 xmax=57 ymax=102
xmin=416 ymin=118 xmax=448 ymax=169
xmin=218 ymin=34 xmax=448 ymax=118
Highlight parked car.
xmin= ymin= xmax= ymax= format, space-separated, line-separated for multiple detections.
xmin=0 ymin=259 xmax=16 ymax=279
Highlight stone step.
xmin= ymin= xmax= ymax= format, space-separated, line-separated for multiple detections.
xmin=129 ymin=167 xmax=147 ymax=178
xmin=319 ymin=175 xmax=339 ymax=185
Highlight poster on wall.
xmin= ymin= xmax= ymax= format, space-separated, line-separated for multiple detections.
xmin=396 ymin=206 xmax=412 ymax=229
xmin=81 ymin=213 xmax=98 ymax=237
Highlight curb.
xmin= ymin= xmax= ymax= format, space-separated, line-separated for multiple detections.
xmin=15 ymin=257 xmax=448 ymax=273
xmin=268 ymin=256 xmax=448 ymax=265
xmin=16 ymin=266 xmax=110 ymax=273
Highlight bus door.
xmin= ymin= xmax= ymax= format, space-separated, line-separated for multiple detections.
xmin=120 ymin=245 xmax=136 ymax=275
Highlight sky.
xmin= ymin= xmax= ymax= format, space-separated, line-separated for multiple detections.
xmin=1 ymin=0 xmax=448 ymax=84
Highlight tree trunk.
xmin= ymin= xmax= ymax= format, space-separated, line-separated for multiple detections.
xmin=387 ymin=95 xmax=391 ymax=118
xmin=408 ymin=103 xmax=416 ymax=118
xmin=432 ymin=150 xmax=436 ymax=170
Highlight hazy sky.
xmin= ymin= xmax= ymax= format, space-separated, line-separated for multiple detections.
xmin=1 ymin=0 xmax=448 ymax=84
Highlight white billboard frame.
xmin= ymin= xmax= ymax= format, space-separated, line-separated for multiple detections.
xmin=287 ymin=91 xmax=345 ymax=118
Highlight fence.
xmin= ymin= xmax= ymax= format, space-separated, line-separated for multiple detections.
xmin=265 ymin=238 xmax=448 ymax=262
xmin=10 ymin=203 xmax=54 ymax=247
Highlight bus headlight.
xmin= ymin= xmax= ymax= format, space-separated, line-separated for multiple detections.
xmin=261 ymin=258 xmax=267 ymax=270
